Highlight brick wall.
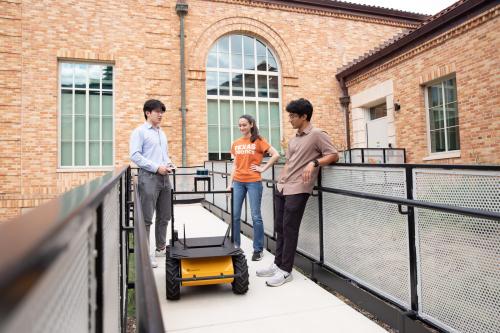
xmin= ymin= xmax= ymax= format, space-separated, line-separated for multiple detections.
xmin=0 ymin=0 xmax=411 ymax=219
xmin=346 ymin=7 xmax=500 ymax=164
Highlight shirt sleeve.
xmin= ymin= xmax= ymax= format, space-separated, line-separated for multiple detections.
xmin=259 ymin=137 xmax=271 ymax=154
xmin=129 ymin=128 xmax=159 ymax=173
xmin=163 ymin=132 xmax=174 ymax=167
xmin=316 ymin=131 xmax=338 ymax=156
xmin=231 ymin=141 xmax=235 ymax=156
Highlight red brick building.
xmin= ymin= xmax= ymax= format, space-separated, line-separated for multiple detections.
xmin=0 ymin=0 xmax=498 ymax=219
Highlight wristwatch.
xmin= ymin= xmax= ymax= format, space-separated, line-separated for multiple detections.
xmin=312 ymin=159 xmax=319 ymax=167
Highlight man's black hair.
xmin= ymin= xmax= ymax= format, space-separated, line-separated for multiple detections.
xmin=143 ymin=99 xmax=166 ymax=120
xmin=286 ymin=98 xmax=313 ymax=121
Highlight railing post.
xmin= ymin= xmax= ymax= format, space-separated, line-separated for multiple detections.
xmin=318 ymin=168 xmax=324 ymax=264
xmin=405 ymin=166 xmax=419 ymax=313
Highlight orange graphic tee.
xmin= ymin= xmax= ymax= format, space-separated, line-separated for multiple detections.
xmin=231 ymin=137 xmax=270 ymax=182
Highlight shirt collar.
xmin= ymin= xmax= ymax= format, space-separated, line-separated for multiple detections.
xmin=296 ymin=123 xmax=313 ymax=136
xmin=144 ymin=121 xmax=159 ymax=130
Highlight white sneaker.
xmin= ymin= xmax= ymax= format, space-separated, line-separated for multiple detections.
xmin=150 ymin=255 xmax=158 ymax=268
xmin=266 ymin=268 xmax=293 ymax=287
xmin=256 ymin=263 xmax=278 ymax=277
xmin=155 ymin=247 xmax=166 ymax=257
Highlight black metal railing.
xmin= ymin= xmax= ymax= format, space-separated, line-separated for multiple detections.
xmin=0 ymin=166 xmax=165 ymax=333
xmin=340 ymin=148 xmax=406 ymax=164
xmin=201 ymin=160 xmax=500 ymax=333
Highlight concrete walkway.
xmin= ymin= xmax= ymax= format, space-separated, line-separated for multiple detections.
xmin=151 ymin=203 xmax=387 ymax=333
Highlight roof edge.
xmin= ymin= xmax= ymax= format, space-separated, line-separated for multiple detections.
xmin=336 ymin=0 xmax=497 ymax=82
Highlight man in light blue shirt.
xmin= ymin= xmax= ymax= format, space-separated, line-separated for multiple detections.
xmin=130 ymin=99 xmax=175 ymax=268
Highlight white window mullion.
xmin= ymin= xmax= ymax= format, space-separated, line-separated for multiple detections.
xmin=72 ymin=89 xmax=75 ymax=167
xmin=85 ymin=66 xmax=89 ymax=167
xmin=218 ymin=99 xmax=221 ymax=160
xmin=441 ymin=83 xmax=449 ymax=151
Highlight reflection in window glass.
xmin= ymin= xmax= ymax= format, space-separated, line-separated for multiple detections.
xmin=206 ymin=35 xmax=281 ymax=160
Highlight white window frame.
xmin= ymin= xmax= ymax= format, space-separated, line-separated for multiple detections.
xmin=206 ymin=35 xmax=282 ymax=160
xmin=57 ymin=61 xmax=115 ymax=170
xmin=424 ymin=75 xmax=460 ymax=159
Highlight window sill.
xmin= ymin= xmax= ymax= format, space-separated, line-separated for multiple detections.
xmin=423 ymin=151 xmax=461 ymax=161
xmin=57 ymin=167 xmax=114 ymax=173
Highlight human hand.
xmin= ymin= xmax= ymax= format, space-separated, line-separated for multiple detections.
xmin=302 ymin=162 xmax=315 ymax=183
xmin=250 ymin=164 xmax=265 ymax=173
xmin=225 ymin=186 xmax=232 ymax=197
xmin=157 ymin=165 xmax=169 ymax=175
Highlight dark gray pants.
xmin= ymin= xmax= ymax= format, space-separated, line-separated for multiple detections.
xmin=274 ymin=189 xmax=310 ymax=273
xmin=138 ymin=169 xmax=172 ymax=251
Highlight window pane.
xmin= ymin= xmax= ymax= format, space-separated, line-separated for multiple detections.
xmin=220 ymin=101 xmax=230 ymax=126
xmin=231 ymin=53 xmax=242 ymax=70
xmin=271 ymin=128 xmax=280 ymax=150
xmin=61 ymin=142 xmax=72 ymax=166
xmin=75 ymin=91 xmax=86 ymax=115
xmin=102 ymin=92 xmax=112 ymax=116
xmin=75 ymin=142 xmax=85 ymax=166
xmin=268 ymin=49 xmax=278 ymax=72
xmin=220 ymin=127 xmax=231 ymax=152
xmin=244 ymin=74 xmax=255 ymax=97
xmin=89 ymin=117 xmax=100 ymax=140
xmin=89 ymin=65 xmax=101 ymax=89
xmin=429 ymin=106 xmax=444 ymax=130
xmin=243 ymin=35 xmax=254 ymax=55
xmin=102 ymin=142 xmax=113 ymax=165
xmin=430 ymin=129 xmax=446 ymax=153
xmin=257 ymin=56 xmax=267 ymax=71
xmin=218 ymin=36 xmax=229 ymax=53
xmin=207 ymin=100 xmax=218 ymax=125
xmin=102 ymin=117 xmax=113 ymax=141
xmin=444 ymin=78 xmax=457 ymax=103
xmin=369 ymin=103 xmax=387 ymax=120
xmin=219 ymin=72 xmax=230 ymax=96
xmin=428 ymin=85 xmax=443 ymax=107
xmin=256 ymin=40 xmax=266 ymax=56
xmin=74 ymin=64 xmax=87 ymax=88
xmin=245 ymin=101 xmax=257 ymax=119
xmin=75 ymin=115 xmax=85 ymax=141
xmin=61 ymin=63 xmax=73 ymax=88
xmin=231 ymin=35 xmax=242 ymax=54
xmin=270 ymin=102 xmax=280 ymax=125
xmin=61 ymin=90 xmax=73 ymax=115
xmin=258 ymin=75 xmax=268 ymax=97
xmin=233 ymin=101 xmax=244 ymax=121
xmin=207 ymin=71 xmax=218 ymax=95
xmin=232 ymin=72 xmax=243 ymax=96
xmin=61 ymin=116 xmax=72 ymax=141
xmin=208 ymin=126 xmax=219 ymax=152
xmin=258 ymin=102 xmax=269 ymax=126
xmin=244 ymin=55 xmax=255 ymax=71
xmin=90 ymin=91 xmax=100 ymax=116
xmin=102 ymin=66 xmax=113 ymax=89
xmin=207 ymin=52 xmax=217 ymax=68
xmin=218 ymin=53 xmax=229 ymax=69
xmin=446 ymin=102 xmax=459 ymax=127
xmin=89 ymin=142 xmax=100 ymax=166
xmin=447 ymin=126 xmax=460 ymax=151
xmin=269 ymin=76 xmax=279 ymax=98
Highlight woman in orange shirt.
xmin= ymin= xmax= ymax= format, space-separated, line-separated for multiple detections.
xmin=227 ymin=115 xmax=280 ymax=261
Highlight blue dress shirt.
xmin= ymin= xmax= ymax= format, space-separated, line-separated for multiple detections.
xmin=129 ymin=122 xmax=173 ymax=173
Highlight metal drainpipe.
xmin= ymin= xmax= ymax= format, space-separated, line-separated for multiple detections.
xmin=339 ymin=77 xmax=351 ymax=150
xmin=176 ymin=0 xmax=188 ymax=167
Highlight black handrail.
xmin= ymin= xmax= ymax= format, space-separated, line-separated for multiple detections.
xmin=0 ymin=166 xmax=129 ymax=320
xmin=133 ymin=184 xmax=165 ymax=333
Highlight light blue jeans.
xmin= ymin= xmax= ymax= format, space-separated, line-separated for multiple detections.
xmin=232 ymin=181 xmax=264 ymax=252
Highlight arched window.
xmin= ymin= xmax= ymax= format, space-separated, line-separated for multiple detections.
xmin=206 ymin=34 xmax=281 ymax=160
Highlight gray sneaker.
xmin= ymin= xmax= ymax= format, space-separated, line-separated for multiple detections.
xmin=266 ymin=269 xmax=293 ymax=287
xmin=155 ymin=247 xmax=166 ymax=257
xmin=256 ymin=263 xmax=278 ymax=277
xmin=150 ymin=255 xmax=158 ymax=268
